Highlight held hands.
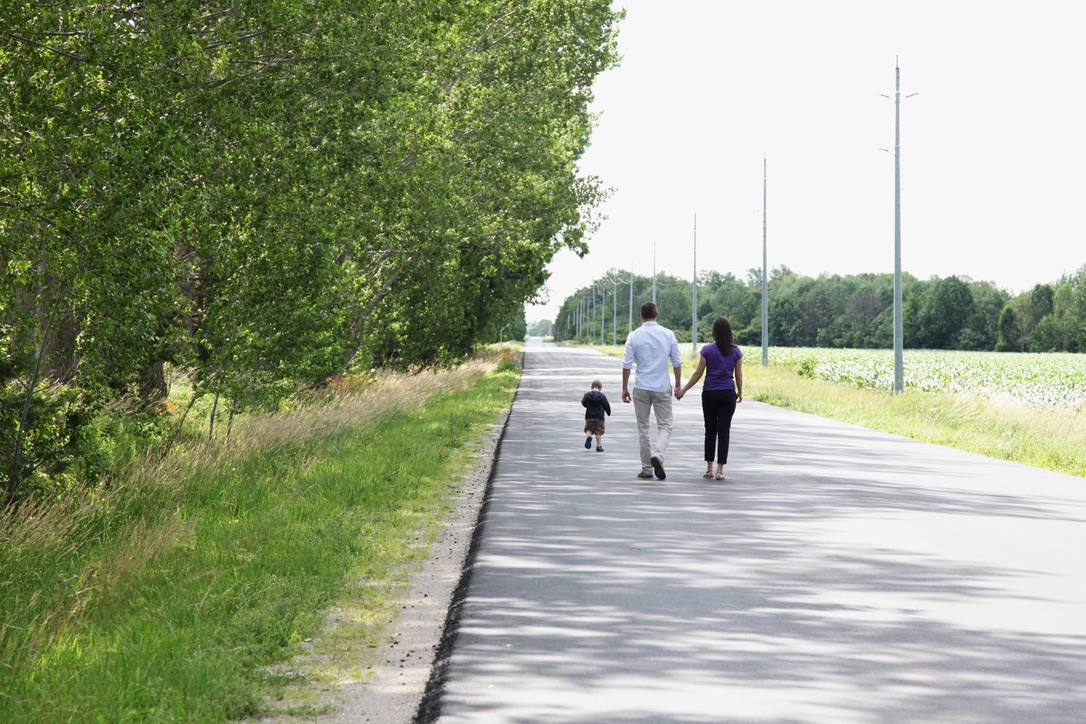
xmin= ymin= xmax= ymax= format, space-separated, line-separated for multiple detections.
xmin=672 ymin=386 xmax=742 ymax=402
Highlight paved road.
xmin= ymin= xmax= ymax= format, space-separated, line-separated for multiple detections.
xmin=426 ymin=341 xmax=1086 ymax=723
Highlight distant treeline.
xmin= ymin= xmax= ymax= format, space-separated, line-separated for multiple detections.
xmin=555 ymin=265 xmax=1086 ymax=353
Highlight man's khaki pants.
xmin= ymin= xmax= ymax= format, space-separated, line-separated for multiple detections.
xmin=632 ymin=387 xmax=673 ymax=473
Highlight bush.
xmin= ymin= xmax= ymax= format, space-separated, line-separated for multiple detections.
xmin=0 ymin=376 xmax=101 ymax=501
xmin=794 ymin=356 xmax=818 ymax=379
xmin=497 ymin=348 xmax=522 ymax=372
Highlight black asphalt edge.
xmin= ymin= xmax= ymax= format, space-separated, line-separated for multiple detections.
xmin=412 ymin=359 xmax=523 ymax=723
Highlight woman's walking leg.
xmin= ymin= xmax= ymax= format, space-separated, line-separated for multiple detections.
xmin=701 ymin=391 xmax=719 ymax=462
xmin=715 ymin=390 xmax=737 ymax=464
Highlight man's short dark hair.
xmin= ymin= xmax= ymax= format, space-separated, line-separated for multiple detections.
xmin=640 ymin=302 xmax=658 ymax=320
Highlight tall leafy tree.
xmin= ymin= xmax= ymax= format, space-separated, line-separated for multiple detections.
xmin=1 ymin=0 xmax=623 ymax=499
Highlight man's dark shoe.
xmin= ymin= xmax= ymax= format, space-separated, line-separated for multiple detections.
xmin=650 ymin=455 xmax=666 ymax=480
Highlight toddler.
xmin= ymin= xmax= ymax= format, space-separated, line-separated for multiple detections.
xmin=581 ymin=380 xmax=611 ymax=452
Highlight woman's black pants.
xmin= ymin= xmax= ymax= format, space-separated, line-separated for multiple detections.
xmin=701 ymin=389 xmax=737 ymax=464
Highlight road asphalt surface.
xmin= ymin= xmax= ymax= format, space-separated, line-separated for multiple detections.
xmin=419 ymin=340 xmax=1086 ymax=723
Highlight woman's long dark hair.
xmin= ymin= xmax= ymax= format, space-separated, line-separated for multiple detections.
xmin=712 ymin=316 xmax=735 ymax=357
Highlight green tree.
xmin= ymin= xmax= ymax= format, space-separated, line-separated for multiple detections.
xmin=959 ymin=281 xmax=1010 ymax=350
xmin=996 ymin=306 xmax=1021 ymax=352
xmin=1061 ymin=265 xmax=1086 ymax=352
xmin=1 ymin=0 xmax=623 ymax=500
xmin=917 ymin=276 xmax=974 ymax=349
xmin=841 ymin=276 xmax=890 ymax=348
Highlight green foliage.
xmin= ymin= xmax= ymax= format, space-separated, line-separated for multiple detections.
xmin=497 ymin=347 xmax=523 ymax=372
xmin=1 ymin=0 xmax=621 ymax=500
xmin=0 ymin=375 xmax=92 ymax=497
xmin=527 ymin=319 xmax=553 ymax=336
xmin=794 ymin=356 xmax=819 ymax=379
xmin=917 ymin=275 xmax=973 ymax=349
xmin=555 ymin=265 xmax=1086 ymax=357
xmin=997 ymin=306 xmax=1021 ymax=352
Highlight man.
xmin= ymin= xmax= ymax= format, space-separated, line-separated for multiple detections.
xmin=622 ymin=302 xmax=682 ymax=479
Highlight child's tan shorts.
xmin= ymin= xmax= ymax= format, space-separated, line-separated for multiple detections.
xmin=584 ymin=419 xmax=606 ymax=435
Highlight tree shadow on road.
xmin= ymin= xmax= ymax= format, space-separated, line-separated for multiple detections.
xmin=432 ymin=346 xmax=1086 ymax=723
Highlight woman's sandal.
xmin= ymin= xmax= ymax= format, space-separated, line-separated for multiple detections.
xmin=702 ymin=471 xmax=714 ymax=478
xmin=715 ymin=472 xmax=725 ymax=480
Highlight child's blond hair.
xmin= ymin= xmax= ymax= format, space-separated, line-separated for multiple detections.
xmin=591 ymin=380 xmax=602 ymax=390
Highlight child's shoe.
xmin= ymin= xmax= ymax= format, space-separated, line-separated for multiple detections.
xmin=584 ymin=436 xmax=592 ymax=449
xmin=596 ymin=446 xmax=604 ymax=452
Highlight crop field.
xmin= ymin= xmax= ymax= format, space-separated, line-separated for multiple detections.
xmin=768 ymin=347 xmax=1086 ymax=410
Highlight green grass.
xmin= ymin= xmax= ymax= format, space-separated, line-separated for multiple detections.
xmin=0 ymin=363 xmax=518 ymax=722
xmin=583 ymin=343 xmax=1086 ymax=478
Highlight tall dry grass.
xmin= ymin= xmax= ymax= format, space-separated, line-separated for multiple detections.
xmin=123 ymin=360 xmax=497 ymax=498
xmin=0 ymin=360 xmax=498 ymax=704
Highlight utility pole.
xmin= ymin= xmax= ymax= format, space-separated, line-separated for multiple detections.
xmin=591 ymin=288 xmax=597 ymax=342
xmin=592 ymin=283 xmax=599 ymax=343
xmin=601 ymin=282 xmax=606 ymax=345
xmin=762 ymin=156 xmax=769 ymax=367
xmin=576 ymin=295 xmax=582 ymax=339
xmin=880 ymin=59 xmax=916 ymax=393
xmin=628 ymin=270 xmax=634 ymax=337
xmin=602 ymin=269 xmax=632 ymax=345
xmin=609 ymin=271 xmax=619 ymax=345
xmin=581 ymin=295 xmax=586 ymax=339
xmin=893 ymin=61 xmax=903 ymax=393
xmin=652 ymin=240 xmax=657 ymax=305
xmin=692 ymin=213 xmax=698 ymax=353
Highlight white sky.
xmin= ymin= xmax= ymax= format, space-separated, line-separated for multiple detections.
xmin=526 ymin=0 xmax=1086 ymax=323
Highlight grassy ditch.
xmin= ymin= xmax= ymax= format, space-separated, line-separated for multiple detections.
xmin=581 ymin=343 xmax=1086 ymax=478
xmin=0 ymin=361 xmax=518 ymax=722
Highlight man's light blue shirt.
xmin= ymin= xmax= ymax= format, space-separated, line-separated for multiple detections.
xmin=622 ymin=321 xmax=681 ymax=392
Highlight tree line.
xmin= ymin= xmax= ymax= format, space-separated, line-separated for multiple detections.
xmin=1 ymin=1 xmax=621 ymax=500
xmin=554 ymin=265 xmax=1086 ymax=353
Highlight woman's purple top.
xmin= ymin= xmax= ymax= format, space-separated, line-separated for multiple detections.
xmin=700 ymin=343 xmax=742 ymax=391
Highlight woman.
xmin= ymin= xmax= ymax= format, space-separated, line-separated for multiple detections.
xmin=678 ymin=316 xmax=743 ymax=480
